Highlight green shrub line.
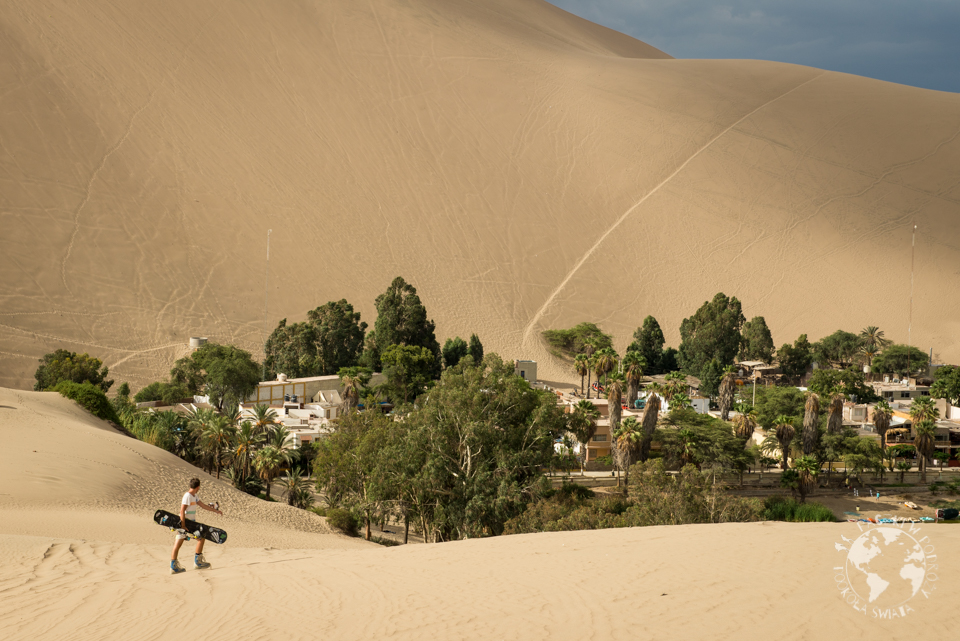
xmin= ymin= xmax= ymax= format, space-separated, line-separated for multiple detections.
xmin=326 ymin=508 xmax=360 ymax=537
xmin=52 ymin=381 xmax=121 ymax=424
xmin=762 ymin=496 xmax=835 ymax=522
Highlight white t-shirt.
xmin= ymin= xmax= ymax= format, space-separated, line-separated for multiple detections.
xmin=182 ymin=492 xmax=198 ymax=522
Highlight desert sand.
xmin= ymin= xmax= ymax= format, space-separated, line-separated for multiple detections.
xmin=1 ymin=0 xmax=958 ymax=390
xmin=1 ymin=388 xmax=958 ymax=640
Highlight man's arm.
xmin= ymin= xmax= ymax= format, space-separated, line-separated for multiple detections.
xmin=198 ymin=500 xmax=223 ymax=516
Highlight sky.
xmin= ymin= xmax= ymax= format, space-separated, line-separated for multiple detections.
xmin=547 ymin=0 xmax=960 ymax=93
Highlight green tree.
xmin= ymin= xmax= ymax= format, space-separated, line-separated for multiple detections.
xmin=657 ymin=409 xmax=754 ymax=474
xmin=813 ymin=330 xmax=861 ymax=369
xmin=569 ymin=400 xmax=600 ymax=474
xmin=732 ymin=404 xmax=758 ymax=443
xmin=793 ymin=455 xmax=820 ymax=503
xmin=751 ymin=386 xmax=805 ymax=431
xmin=912 ymin=421 xmax=937 ymax=483
xmin=931 ymin=365 xmax=960 ymax=406
xmin=740 ymin=316 xmax=775 ymax=363
xmin=254 ymin=446 xmax=283 ymax=500
xmin=177 ymin=343 xmax=261 ymax=411
xmin=613 ymin=417 xmax=643 ymax=491
xmin=659 ymin=347 xmax=680 ymax=373
xmin=442 ymin=337 xmax=469 ymax=369
xmin=622 ymin=351 xmax=646 ymax=407
xmin=277 ymin=466 xmax=314 ymax=509
xmin=116 ymin=382 xmax=130 ymax=399
xmin=678 ymin=293 xmax=745 ymax=377
xmin=698 ymin=358 xmax=722 ymax=399
xmin=774 ymin=415 xmax=796 ymax=470
xmin=468 ymin=334 xmax=484 ymax=364
xmin=776 ymin=334 xmax=813 ymax=383
xmin=910 ymin=396 xmax=940 ymax=424
xmin=593 ymin=347 xmax=618 ymax=387
xmin=638 ymin=392 xmax=662 ymax=462
xmin=233 ymin=420 xmax=264 ymax=482
xmin=338 ymin=367 xmax=371 ymax=413
xmin=263 ymin=319 xmax=318 ymax=379
xmin=34 ymin=349 xmax=113 ymax=392
xmin=717 ymin=366 xmax=737 ymax=421
xmin=872 ymin=399 xmax=893 ymax=450
xmin=859 ymin=326 xmax=891 ymax=353
xmin=250 ymin=403 xmax=279 ymax=435
xmin=574 ymin=354 xmax=590 ymax=396
xmin=52 ymin=381 xmax=121 ymax=424
xmin=390 ymin=355 xmax=566 ymax=541
xmin=807 ymin=368 xmax=878 ymax=402
xmin=363 ymin=277 xmax=441 ymax=375
xmin=541 ymin=322 xmax=613 ymax=359
xmin=381 ymin=344 xmax=436 ymax=402
xmin=606 ymin=373 xmax=625 ymax=433
xmin=307 ymin=299 xmax=368 ymax=374
xmin=201 ymin=414 xmax=236 ymax=479
xmin=133 ymin=381 xmax=190 ymax=404
xmin=627 ymin=316 xmax=665 ymax=374
xmin=871 ymin=344 xmax=929 ymax=377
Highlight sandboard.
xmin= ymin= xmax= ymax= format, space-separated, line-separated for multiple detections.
xmin=154 ymin=509 xmax=228 ymax=544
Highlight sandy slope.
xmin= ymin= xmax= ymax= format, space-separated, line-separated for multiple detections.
xmin=1 ymin=0 xmax=958 ymax=390
xmin=2 ymin=390 xmax=959 ymax=639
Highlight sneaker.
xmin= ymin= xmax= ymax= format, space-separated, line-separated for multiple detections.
xmin=170 ymin=560 xmax=186 ymax=575
xmin=194 ymin=554 xmax=211 ymax=570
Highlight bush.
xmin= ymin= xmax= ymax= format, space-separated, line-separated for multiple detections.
xmin=133 ymin=381 xmax=190 ymax=404
xmin=52 ymin=381 xmax=121 ymax=424
xmin=762 ymin=496 xmax=835 ymax=522
xmin=308 ymin=506 xmax=328 ymax=517
xmin=326 ymin=508 xmax=359 ymax=536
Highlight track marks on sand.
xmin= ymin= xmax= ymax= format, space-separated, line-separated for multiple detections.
xmin=520 ymin=71 xmax=826 ymax=346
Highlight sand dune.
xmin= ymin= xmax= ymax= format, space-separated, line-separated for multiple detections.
xmin=2 ymin=392 xmax=958 ymax=639
xmin=1 ymin=0 xmax=958 ymax=390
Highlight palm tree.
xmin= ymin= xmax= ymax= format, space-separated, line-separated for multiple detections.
xmin=827 ymin=392 xmax=844 ymax=434
xmin=574 ymin=354 xmax=590 ymax=397
xmin=253 ymin=446 xmax=283 ymax=499
xmin=732 ymin=403 xmax=758 ymax=444
xmin=233 ymin=420 xmax=264 ymax=481
xmin=251 ymin=403 xmax=279 ymax=436
xmin=223 ymin=406 xmax=242 ymax=428
xmin=802 ymin=393 xmax=820 ymax=455
xmin=895 ymin=460 xmax=912 ymax=483
xmin=201 ymin=414 xmax=237 ymax=479
xmin=614 ymin=417 xmax=643 ymax=491
xmin=593 ymin=348 xmax=616 ymax=391
xmin=910 ymin=396 xmax=939 ymax=424
xmin=859 ymin=326 xmax=891 ymax=353
xmin=340 ymin=373 xmax=363 ymax=414
xmin=186 ymin=407 xmax=218 ymax=473
xmin=718 ymin=366 xmax=737 ymax=421
xmin=873 ymin=399 xmax=893 ymax=450
xmin=793 ymin=455 xmax=820 ymax=503
xmin=278 ymin=465 xmax=313 ymax=507
xmin=670 ymin=392 xmax=691 ymax=411
xmin=638 ymin=391 xmax=662 ymax=462
xmin=606 ymin=373 xmax=625 ymax=432
xmin=622 ymin=352 xmax=645 ymax=407
xmin=569 ymin=400 xmax=600 ymax=474
xmin=774 ymin=415 xmax=796 ymax=470
xmin=267 ymin=425 xmax=300 ymax=469
xmin=913 ymin=420 xmax=937 ymax=483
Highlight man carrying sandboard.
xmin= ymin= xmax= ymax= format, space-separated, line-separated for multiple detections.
xmin=170 ymin=478 xmax=223 ymax=574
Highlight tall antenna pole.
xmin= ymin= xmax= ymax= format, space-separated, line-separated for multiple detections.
xmin=262 ymin=229 xmax=272 ymax=381
xmin=908 ymin=224 xmax=916 ymax=378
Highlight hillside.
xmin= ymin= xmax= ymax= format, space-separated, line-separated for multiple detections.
xmin=1 ymin=0 xmax=958 ymax=389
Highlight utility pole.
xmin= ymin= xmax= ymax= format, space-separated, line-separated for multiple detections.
xmin=908 ymin=225 xmax=916 ymax=379
xmin=262 ymin=229 xmax=272 ymax=381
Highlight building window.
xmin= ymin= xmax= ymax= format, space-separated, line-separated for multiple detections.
xmin=921 ymin=391 xmax=929 ymax=396
xmin=593 ymin=434 xmax=607 ymax=442
xmin=901 ymin=392 xmax=910 ymax=398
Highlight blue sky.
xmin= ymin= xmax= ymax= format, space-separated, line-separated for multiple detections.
xmin=548 ymin=0 xmax=960 ymax=93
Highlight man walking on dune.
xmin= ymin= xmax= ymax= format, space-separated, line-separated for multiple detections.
xmin=171 ymin=478 xmax=223 ymax=574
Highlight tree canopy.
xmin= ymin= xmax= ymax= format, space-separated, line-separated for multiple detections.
xmin=777 ymin=334 xmax=813 ymax=382
xmin=171 ymin=343 xmax=261 ymax=411
xmin=381 ymin=344 xmax=436 ymax=403
xmin=363 ymin=277 xmax=441 ymax=376
xmin=442 ymin=336 xmax=469 ymax=369
xmin=627 ymin=316 xmax=665 ymax=374
xmin=871 ymin=344 xmax=929 ymax=377
xmin=739 ymin=316 xmax=775 ymax=363
xmin=541 ymin=322 xmax=613 ymax=358
xmin=751 ymin=386 xmax=805 ymax=431
xmin=932 ymin=365 xmax=960 ymax=406
xmin=678 ymin=293 xmax=745 ymax=377
xmin=807 ymin=368 xmax=878 ymax=402
xmin=813 ymin=330 xmax=861 ymax=369
xmin=468 ymin=334 xmax=484 ymax=363
xmin=34 ymin=349 xmax=113 ymax=392
xmin=264 ymin=299 xmax=367 ymax=379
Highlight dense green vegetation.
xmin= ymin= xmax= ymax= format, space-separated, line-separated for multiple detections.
xmin=53 ymin=381 xmax=121 ymax=424
xmin=264 ymin=299 xmax=367 ymax=379
xmin=34 ymin=349 xmax=113 ymax=392
xmin=541 ymin=322 xmax=613 ymax=358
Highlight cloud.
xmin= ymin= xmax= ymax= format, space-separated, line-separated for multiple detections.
xmin=547 ymin=0 xmax=960 ymax=93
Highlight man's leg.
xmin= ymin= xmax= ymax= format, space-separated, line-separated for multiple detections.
xmin=171 ymin=535 xmax=187 ymax=574
xmin=194 ymin=537 xmax=210 ymax=569
xmin=172 ymin=537 xmax=185 ymax=560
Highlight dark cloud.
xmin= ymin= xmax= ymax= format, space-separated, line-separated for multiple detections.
xmin=548 ymin=0 xmax=960 ymax=93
